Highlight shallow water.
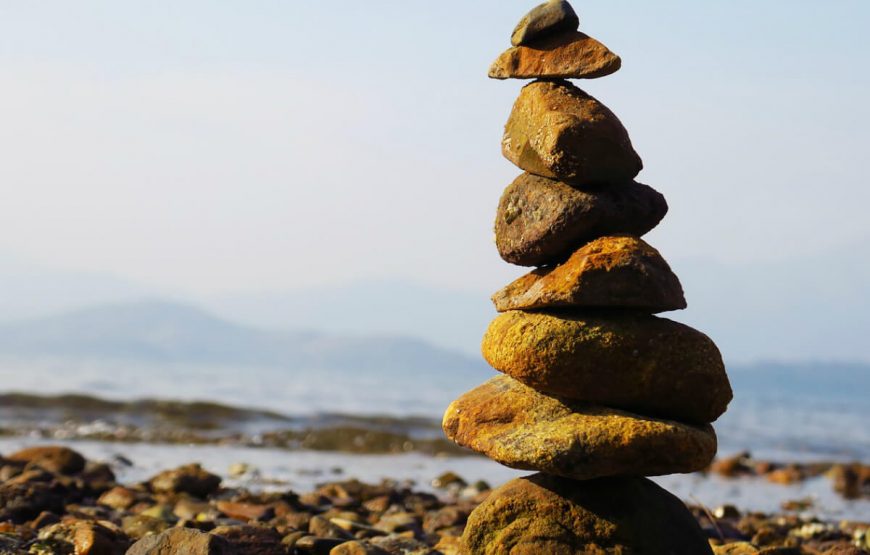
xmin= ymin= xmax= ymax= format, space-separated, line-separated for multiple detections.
xmin=1 ymin=356 xmax=868 ymax=521
xmin=0 ymin=437 xmax=868 ymax=522
xmin=1 ymin=356 xmax=867 ymax=462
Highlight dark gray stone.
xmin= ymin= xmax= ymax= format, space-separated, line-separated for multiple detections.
xmin=495 ymin=173 xmax=668 ymax=267
xmin=511 ymin=0 xmax=579 ymax=46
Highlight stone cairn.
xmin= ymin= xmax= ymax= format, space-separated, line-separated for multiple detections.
xmin=441 ymin=2 xmax=733 ymax=553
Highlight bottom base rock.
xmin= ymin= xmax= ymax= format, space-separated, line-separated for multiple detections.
xmin=462 ymin=473 xmax=713 ymax=555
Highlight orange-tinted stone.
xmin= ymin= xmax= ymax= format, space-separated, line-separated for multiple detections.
xmin=490 ymin=31 xmax=620 ymax=80
xmin=492 ymin=235 xmax=686 ymax=313
xmin=502 ymin=80 xmax=641 ymax=183
xmin=443 ymin=376 xmax=717 ymax=479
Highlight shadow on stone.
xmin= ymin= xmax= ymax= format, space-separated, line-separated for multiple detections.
xmin=463 ymin=473 xmax=713 ymax=554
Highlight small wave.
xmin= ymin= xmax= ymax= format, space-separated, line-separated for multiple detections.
xmin=0 ymin=391 xmax=459 ymax=455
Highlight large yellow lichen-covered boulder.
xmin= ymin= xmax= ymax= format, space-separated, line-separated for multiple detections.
xmin=492 ymin=235 xmax=686 ymax=313
xmin=462 ymin=473 xmax=714 ymax=555
xmin=502 ymin=80 xmax=642 ymax=183
xmin=442 ymin=376 xmax=717 ymax=479
xmin=482 ymin=310 xmax=731 ymax=424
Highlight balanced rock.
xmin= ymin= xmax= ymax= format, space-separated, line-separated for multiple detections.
xmin=442 ymin=376 xmax=717 ymax=479
xmin=482 ymin=310 xmax=731 ymax=423
xmin=462 ymin=473 xmax=713 ymax=554
xmin=495 ymin=173 xmax=668 ymax=266
xmin=491 ymin=31 xmax=620 ymax=80
xmin=510 ymin=0 xmax=579 ymax=46
xmin=502 ymin=80 xmax=642 ymax=183
xmin=492 ymin=235 xmax=686 ymax=313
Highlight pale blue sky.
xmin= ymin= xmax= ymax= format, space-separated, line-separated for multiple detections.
xmin=0 ymin=1 xmax=868 ymax=296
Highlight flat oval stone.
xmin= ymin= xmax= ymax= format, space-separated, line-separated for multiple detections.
xmin=495 ymin=173 xmax=668 ymax=266
xmin=443 ymin=376 xmax=717 ymax=479
xmin=492 ymin=235 xmax=686 ymax=313
xmin=462 ymin=473 xmax=713 ymax=554
xmin=481 ymin=311 xmax=732 ymax=424
xmin=502 ymin=80 xmax=642 ymax=183
xmin=491 ymin=31 xmax=620 ymax=80
xmin=511 ymin=1 xmax=579 ymax=47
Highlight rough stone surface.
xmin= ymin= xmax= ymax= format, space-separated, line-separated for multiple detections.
xmin=39 ymin=520 xmax=130 ymax=555
xmin=511 ymin=0 xmax=579 ymax=46
xmin=369 ymin=536 xmax=433 ymax=554
xmin=126 ymin=528 xmax=232 ymax=555
xmin=295 ymin=536 xmax=346 ymax=553
xmin=481 ymin=310 xmax=731 ymax=424
xmin=492 ymin=235 xmax=686 ymax=313
xmin=211 ymin=524 xmax=285 ymax=555
xmin=148 ymin=463 xmax=221 ymax=498
xmin=98 ymin=486 xmax=140 ymax=511
xmin=491 ymin=31 xmax=620 ymax=80
xmin=0 ymin=482 xmax=65 ymax=523
xmin=215 ymin=500 xmax=274 ymax=522
xmin=495 ymin=174 xmax=668 ymax=266
xmin=443 ymin=376 xmax=717 ymax=479
xmin=713 ymin=544 xmax=760 ymax=554
xmin=502 ymin=80 xmax=642 ymax=183
xmin=433 ymin=535 xmax=464 ymax=555
xmin=6 ymin=446 xmax=85 ymax=475
xmin=462 ymin=473 xmax=714 ymax=554
xmin=330 ymin=540 xmax=390 ymax=555
xmin=121 ymin=514 xmax=171 ymax=540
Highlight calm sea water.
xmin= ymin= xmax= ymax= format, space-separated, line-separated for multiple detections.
xmin=1 ymin=356 xmax=868 ymax=520
xmin=1 ymin=356 xmax=867 ymax=462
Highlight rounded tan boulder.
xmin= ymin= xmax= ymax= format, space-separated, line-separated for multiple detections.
xmin=442 ymin=376 xmax=717 ymax=479
xmin=462 ymin=473 xmax=713 ymax=555
xmin=502 ymin=80 xmax=642 ymax=183
xmin=492 ymin=235 xmax=686 ymax=313
xmin=482 ymin=310 xmax=732 ymax=423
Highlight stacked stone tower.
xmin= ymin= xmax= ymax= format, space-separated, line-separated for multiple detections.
xmin=442 ymin=2 xmax=733 ymax=553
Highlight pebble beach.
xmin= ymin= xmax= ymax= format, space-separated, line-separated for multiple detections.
xmin=0 ymin=441 xmax=867 ymax=554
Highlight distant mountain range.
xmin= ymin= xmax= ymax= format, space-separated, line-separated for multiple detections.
xmin=0 ymin=299 xmax=867 ymax=387
xmin=201 ymin=247 xmax=870 ymax=363
xmin=203 ymin=280 xmax=495 ymax=360
xmin=0 ymin=300 xmax=489 ymax=379
xmin=0 ymin=243 xmax=868 ymax=363
xmin=0 ymin=299 xmax=865 ymax=415
xmin=0 ymin=253 xmax=153 ymax=321
xmin=671 ymin=248 xmax=870 ymax=365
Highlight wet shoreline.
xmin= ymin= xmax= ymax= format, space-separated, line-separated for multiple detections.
xmin=1 ymin=392 xmax=868 ymax=506
xmin=0 ymin=442 xmax=867 ymax=554
xmin=1 ymin=391 xmax=868 ymax=530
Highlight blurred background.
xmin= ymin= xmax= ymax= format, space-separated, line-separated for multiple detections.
xmin=0 ymin=0 xmax=868 ymax=518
